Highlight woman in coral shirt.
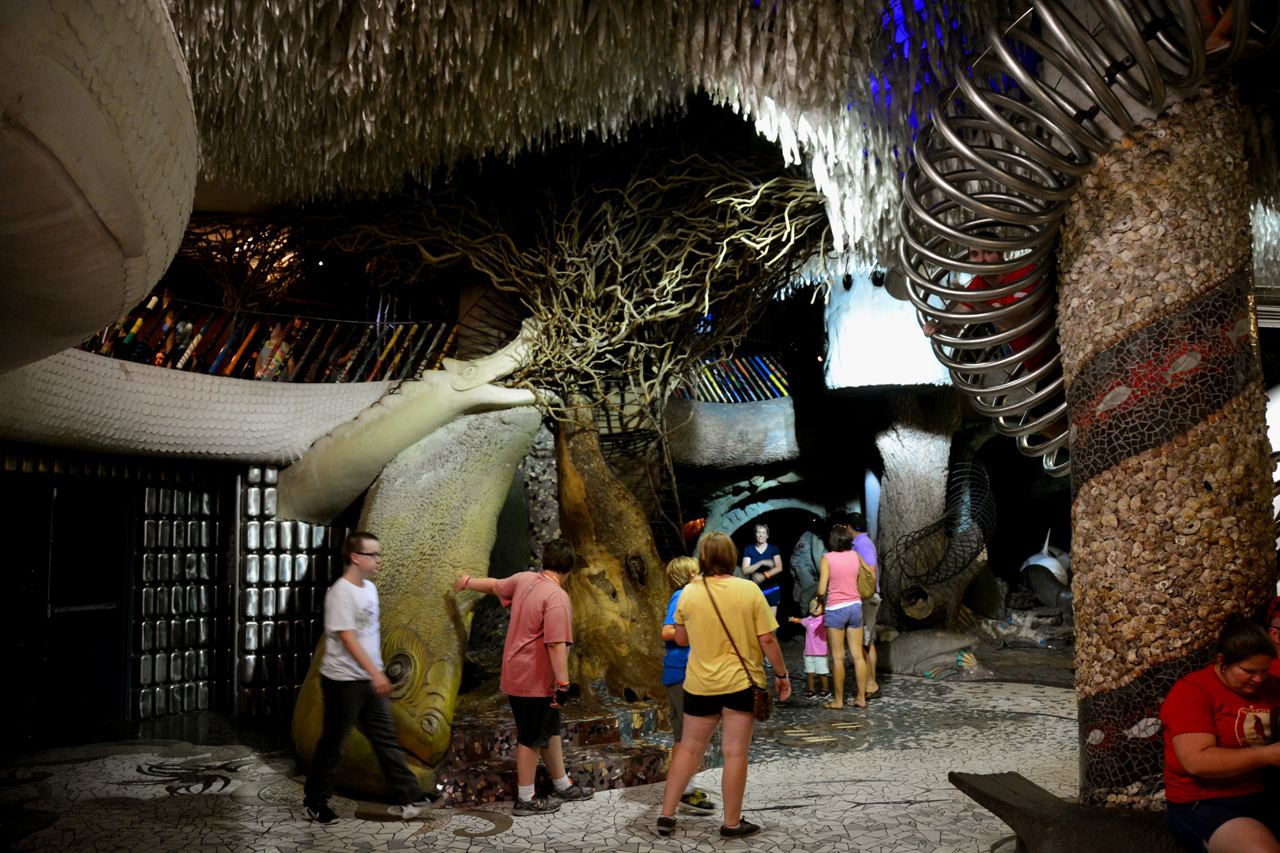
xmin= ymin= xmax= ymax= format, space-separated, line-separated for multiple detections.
xmin=1160 ymin=618 xmax=1280 ymax=852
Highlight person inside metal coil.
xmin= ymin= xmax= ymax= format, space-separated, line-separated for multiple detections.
xmin=921 ymin=232 xmax=1051 ymax=374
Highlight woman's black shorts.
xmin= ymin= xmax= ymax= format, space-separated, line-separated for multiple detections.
xmin=682 ymin=686 xmax=755 ymax=717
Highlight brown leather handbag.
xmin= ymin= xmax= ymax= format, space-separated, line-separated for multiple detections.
xmin=856 ymin=554 xmax=877 ymax=600
xmin=701 ymin=577 xmax=772 ymax=722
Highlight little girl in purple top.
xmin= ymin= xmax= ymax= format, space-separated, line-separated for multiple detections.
xmin=789 ymin=599 xmax=831 ymax=699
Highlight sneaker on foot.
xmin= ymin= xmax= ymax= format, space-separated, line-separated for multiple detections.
xmin=818 ymin=689 xmax=832 ymax=699
xmin=803 ymin=689 xmax=816 ymax=699
xmin=305 ymin=804 xmax=340 ymax=825
xmin=400 ymin=792 xmax=446 ymax=819
xmin=550 ymin=782 xmax=594 ymax=801
xmin=679 ymin=789 xmax=715 ymax=813
xmin=720 ymin=819 xmax=761 ymax=837
xmin=657 ymin=815 xmax=677 ymax=836
xmin=512 ymin=795 xmax=561 ymax=815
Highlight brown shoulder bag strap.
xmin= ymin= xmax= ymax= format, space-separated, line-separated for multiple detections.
xmin=701 ymin=576 xmax=761 ymax=691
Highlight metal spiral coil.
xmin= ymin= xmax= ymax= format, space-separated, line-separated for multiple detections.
xmin=885 ymin=451 xmax=997 ymax=588
xmin=900 ymin=0 xmax=1280 ymax=477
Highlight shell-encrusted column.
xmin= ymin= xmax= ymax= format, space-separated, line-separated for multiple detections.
xmin=1058 ymin=84 xmax=1275 ymax=807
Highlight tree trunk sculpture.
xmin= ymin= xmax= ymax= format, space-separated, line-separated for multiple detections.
xmin=1059 ymin=84 xmax=1276 ymax=807
xmin=556 ymin=416 xmax=666 ymax=699
xmin=874 ymin=391 xmax=963 ymax=628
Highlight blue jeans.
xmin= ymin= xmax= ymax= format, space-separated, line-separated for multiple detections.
xmin=303 ymin=677 xmax=426 ymax=807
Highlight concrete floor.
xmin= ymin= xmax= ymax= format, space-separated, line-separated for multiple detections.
xmin=1 ymin=638 xmax=1078 ymax=852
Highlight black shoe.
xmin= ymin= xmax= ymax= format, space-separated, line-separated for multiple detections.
xmin=657 ymin=815 xmax=677 ymax=836
xmin=550 ymin=782 xmax=594 ymax=801
xmin=720 ymin=819 xmax=760 ymax=837
xmin=512 ymin=795 xmax=561 ymax=815
xmin=305 ymin=804 xmax=340 ymax=825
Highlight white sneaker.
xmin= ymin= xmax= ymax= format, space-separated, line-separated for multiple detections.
xmin=400 ymin=793 xmax=446 ymax=819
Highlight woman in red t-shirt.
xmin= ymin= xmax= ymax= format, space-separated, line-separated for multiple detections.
xmin=1160 ymin=618 xmax=1280 ymax=852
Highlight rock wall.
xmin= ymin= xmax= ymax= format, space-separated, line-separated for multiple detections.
xmin=665 ymin=397 xmax=800 ymax=468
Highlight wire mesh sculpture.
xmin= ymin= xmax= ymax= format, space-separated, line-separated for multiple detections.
xmin=882 ymin=448 xmax=998 ymax=597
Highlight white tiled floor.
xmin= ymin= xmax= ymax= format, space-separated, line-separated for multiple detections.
xmin=3 ymin=678 xmax=1077 ymax=852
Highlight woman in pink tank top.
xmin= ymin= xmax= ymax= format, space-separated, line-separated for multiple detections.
xmin=816 ymin=524 xmax=869 ymax=709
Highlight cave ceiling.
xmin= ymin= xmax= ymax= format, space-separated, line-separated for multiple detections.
xmin=167 ymin=0 xmax=991 ymax=264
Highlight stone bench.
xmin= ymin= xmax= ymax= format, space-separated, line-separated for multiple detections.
xmin=949 ymin=771 xmax=1181 ymax=853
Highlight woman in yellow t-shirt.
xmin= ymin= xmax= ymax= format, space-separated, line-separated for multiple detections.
xmin=657 ymin=531 xmax=791 ymax=839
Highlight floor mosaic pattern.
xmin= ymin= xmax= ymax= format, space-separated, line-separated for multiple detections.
xmin=2 ymin=643 xmax=1078 ymax=853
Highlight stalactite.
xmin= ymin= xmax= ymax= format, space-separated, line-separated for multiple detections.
xmin=168 ymin=0 xmax=993 ymax=265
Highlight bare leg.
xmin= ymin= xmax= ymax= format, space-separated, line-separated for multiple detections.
xmin=718 ymin=708 xmax=756 ymax=828
xmin=661 ymin=713 xmax=720 ymax=817
xmin=866 ymin=642 xmax=879 ymax=693
xmin=1207 ymin=4 xmax=1233 ymax=49
xmin=1207 ymin=817 xmax=1280 ymax=853
xmin=819 ymin=674 xmax=829 ymax=693
xmin=516 ymin=744 xmax=540 ymax=788
xmin=849 ymin=627 xmax=868 ymax=708
xmin=540 ymin=735 xmax=567 ymax=780
xmin=826 ymin=627 xmax=846 ymax=709
xmin=806 ymin=672 xmax=815 ymax=693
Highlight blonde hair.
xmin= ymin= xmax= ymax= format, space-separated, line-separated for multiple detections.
xmin=666 ymin=556 xmax=700 ymax=589
xmin=698 ymin=531 xmax=739 ymax=577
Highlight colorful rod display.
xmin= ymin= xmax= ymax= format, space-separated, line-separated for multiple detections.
xmin=674 ymin=354 xmax=789 ymax=403
xmin=78 ymin=296 xmax=455 ymax=384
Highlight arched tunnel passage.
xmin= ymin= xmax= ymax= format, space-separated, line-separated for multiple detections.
xmin=728 ymin=506 xmax=839 ymax=639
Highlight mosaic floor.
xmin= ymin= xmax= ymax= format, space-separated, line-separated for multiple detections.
xmin=1 ymin=642 xmax=1078 ymax=853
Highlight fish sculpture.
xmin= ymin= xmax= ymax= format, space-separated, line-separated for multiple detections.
xmin=288 ymin=325 xmax=540 ymax=795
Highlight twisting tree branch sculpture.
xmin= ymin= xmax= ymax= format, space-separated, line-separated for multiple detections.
xmin=319 ymin=131 xmax=832 ymax=433
xmin=177 ymin=215 xmax=308 ymax=312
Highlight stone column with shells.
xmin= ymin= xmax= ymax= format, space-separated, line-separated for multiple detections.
xmin=1058 ymin=84 xmax=1275 ymax=807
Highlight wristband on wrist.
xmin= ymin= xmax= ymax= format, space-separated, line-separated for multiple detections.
xmin=775 ymin=672 xmax=788 ymax=679
xmin=464 ymin=576 xmax=470 ymax=588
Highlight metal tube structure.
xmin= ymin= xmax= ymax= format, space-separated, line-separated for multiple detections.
xmin=899 ymin=0 xmax=1277 ymax=477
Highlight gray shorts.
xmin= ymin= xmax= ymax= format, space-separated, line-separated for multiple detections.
xmin=804 ymin=655 xmax=830 ymax=675
xmin=862 ymin=596 xmax=881 ymax=646
xmin=664 ymin=682 xmax=686 ymax=742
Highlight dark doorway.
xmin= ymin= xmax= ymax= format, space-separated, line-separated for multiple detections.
xmin=13 ymin=477 xmax=133 ymax=750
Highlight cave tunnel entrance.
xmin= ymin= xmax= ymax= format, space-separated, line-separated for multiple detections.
xmin=729 ymin=507 xmax=829 ymax=639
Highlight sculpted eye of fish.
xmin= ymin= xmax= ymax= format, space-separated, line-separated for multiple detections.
xmin=1095 ymin=385 xmax=1131 ymax=414
xmin=1164 ymin=351 xmax=1201 ymax=376
xmin=386 ymin=653 xmax=414 ymax=687
xmin=418 ymin=710 xmax=445 ymax=735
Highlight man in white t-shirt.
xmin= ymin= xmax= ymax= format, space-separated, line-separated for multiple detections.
xmin=302 ymin=531 xmax=443 ymax=825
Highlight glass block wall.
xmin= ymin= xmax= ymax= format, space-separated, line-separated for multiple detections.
xmin=234 ymin=465 xmax=346 ymax=718
xmin=132 ymin=484 xmax=225 ymax=718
